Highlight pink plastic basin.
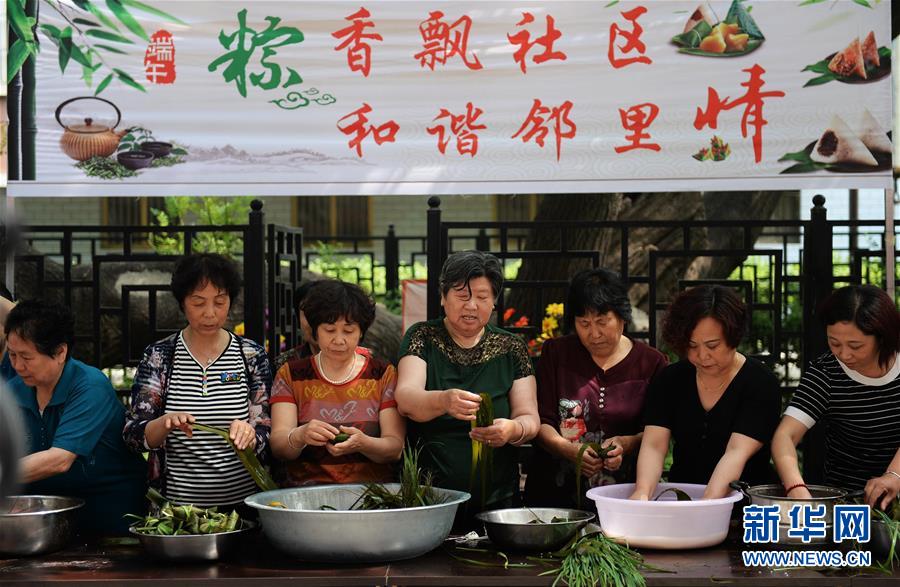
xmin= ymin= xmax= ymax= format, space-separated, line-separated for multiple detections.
xmin=586 ymin=483 xmax=742 ymax=549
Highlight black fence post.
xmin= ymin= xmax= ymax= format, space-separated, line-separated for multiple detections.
xmin=801 ymin=194 xmax=831 ymax=485
xmin=385 ymin=224 xmax=399 ymax=293
xmin=427 ymin=197 xmax=442 ymax=320
xmin=244 ymin=200 xmax=266 ymax=345
xmin=476 ymin=228 xmax=490 ymax=251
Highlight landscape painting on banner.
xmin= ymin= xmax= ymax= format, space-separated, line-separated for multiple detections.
xmin=8 ymin=0 xmax=893 ymax=196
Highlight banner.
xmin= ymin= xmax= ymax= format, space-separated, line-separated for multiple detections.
xmin=8 ymin=0 xmax=893 ymax=196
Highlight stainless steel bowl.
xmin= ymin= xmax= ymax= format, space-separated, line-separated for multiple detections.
xmin=129 ymin=520 xmax=257 ymax=561
xmin=0 ymin=495 xmax=84 ymax=556
xmin=245 ymin=484 xmax=470 ymax=562
xmin=476 ymin=508 xmax=595 ymax=551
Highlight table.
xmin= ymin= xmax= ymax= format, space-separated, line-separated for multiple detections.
xmin=1 ymin=531 xmax=897 ymax=586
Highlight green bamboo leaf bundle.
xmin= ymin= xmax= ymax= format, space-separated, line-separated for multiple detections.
xmin=192 ymin=423 xmax=277 ymax=491
xmin=127 ymin=489 xmax=242 ymax=535
xmin=575 ymin=442 xmax=615 ymax=509
xmin=469 ymin=393 xmax=494 ymax=510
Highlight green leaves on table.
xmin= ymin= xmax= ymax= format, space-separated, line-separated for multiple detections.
xmin=803 ymin=46 xmax=891 ymax=87
xmin=128 ymin=489 xmax=243 ymax=536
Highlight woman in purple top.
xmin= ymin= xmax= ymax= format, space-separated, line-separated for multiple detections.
xmin=524 ymin=269 xmax=667 ymax=508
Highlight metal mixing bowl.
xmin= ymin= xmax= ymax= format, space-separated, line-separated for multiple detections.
xmin=476 ymin=508 xmax=595 ymax=551
xmin=129 ymin=520 xmax=257 ymax=561
xmin=245 ymin=484 xmax=470 ymax=562
xmin=0 ymin=495 xmax=84 ymax=556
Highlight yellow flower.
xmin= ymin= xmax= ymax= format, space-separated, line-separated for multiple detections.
xmin=234 ymin=322 xmax=245 ymax=336
xmin=545 ymin=303 xmax=564 ymax=317
xmin=542 ymin=316 xmax=558 ymax=335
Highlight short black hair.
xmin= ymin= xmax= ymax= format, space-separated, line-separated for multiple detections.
xmin=439 ymin=250 xmax=503 ymax=299
xmin=564 ymin=268 xmax=632 ymax=332
xmin=294 ymin=280 xmax=326 ymax=316
xmin=301 ymin=280 xmax=376 ymax=340
xmin=4 ymin=299 xmax=75 ymax=359
xmin=170 ymin=253 xmax=242 ymax=311
xmin=818 ymin=284 xmax=900 ymax=368
xmin=661 ymin=285 xmax=748 ymax=357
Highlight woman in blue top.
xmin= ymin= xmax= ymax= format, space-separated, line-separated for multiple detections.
xmin=5 ymin=300 xmax=147 ymax=535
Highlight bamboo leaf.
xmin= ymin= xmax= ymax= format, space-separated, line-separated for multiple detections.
xmin=106 ymin=0 xmax=149 ymax=41
xmin=799 ymin=0 xmax=828 ymax=5
xmin=851 ymin=0 xmax=872 ymax=7
xmin=114 ymin=68 xmax=147 ymax=92
xmin=120 ymin=0 xmax=188 ymax=25
xmin=58 ymin=28 xmax=73 ymax=73
xmin=780 ymin=162 xmax=826 ymax=174
xmin=8 ymin=0 xmax=36 ymax=44
xmin=95 ymin=43 xmax=128 ymax=55
xmin=69 ymin=44 xmax=93 ymax=68
xmin=8 ymin=39 xmax=33 ymax=80
xmin=803 ymin=74 xmax=836 ymax=87
xmin=85 ymin=2 xmax=122 ymax=32
xmin=94 ymin=73 xmax=114 ymax=95
xmin=86 ymin=28 xmax=134 ymax=44
xmin=73 ymin=17 xmax=100 ymax=27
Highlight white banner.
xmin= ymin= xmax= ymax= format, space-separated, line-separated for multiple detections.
xmin=8 ymin=0 xmax=893 ymax=196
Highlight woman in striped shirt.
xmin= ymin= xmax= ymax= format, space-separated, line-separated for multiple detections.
xmin=124 ymin=254 xmax=272 ymax=508
xmin=773 ymin=285 xmax=900 ymax=510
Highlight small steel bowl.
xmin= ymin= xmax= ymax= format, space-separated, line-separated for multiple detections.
xmin=117 ymin=150 xmax=154 ymax=170
xmin=139 ymin=141 xmax=173 ymax=158
xmin=129 ymin=520 xmax=257 ymax=561
xmin=476 ymin=508 xmax=595 ymax=551
xmin=0 ymin=495 xmax=85 ymax=556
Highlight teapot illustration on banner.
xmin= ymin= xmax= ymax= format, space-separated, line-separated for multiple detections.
xmin=55 ymin=96 xmax=128 ymax=161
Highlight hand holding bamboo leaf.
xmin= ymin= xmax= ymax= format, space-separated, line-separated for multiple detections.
xmin=443 ymin=388 xmax=483 ymax=421
xmin=192 ymin=423 xmax=277 ymax=492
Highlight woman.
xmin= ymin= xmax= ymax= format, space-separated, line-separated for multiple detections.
xmin=275 ymin=280 xmax=324 ymax=370
xmin=631 ymin=285 xmax=781 ymax=500
xmin=395 ymin=250 xmax=540 ymax=520
xmin=5 ymin=300 xmax=146 ymax=534
xmin=524 ymin=269 xmax=667 ymax=507
xmin=123 ymin=253 xmax=272 ymax=508
xmin=772 ymin=285 xmax=900 ymax=510
xmin=269 ymin=280 xmax=404 ymax=485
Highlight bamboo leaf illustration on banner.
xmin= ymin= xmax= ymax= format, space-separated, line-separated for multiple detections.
xmin=9 ymin=0 xmax=185 ymax=95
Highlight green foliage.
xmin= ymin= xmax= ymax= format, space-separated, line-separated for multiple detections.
xmin=10 ymin=0 xmax=184 ymax=94
xmin=149 ymin=197 xmax=254 ymax=256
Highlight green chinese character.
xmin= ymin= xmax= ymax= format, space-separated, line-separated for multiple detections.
xmin=209 ymin=9 xmax=305 ymax=98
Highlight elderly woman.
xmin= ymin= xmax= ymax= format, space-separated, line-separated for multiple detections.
xmin=123 ymin=253 xmax=272 ymax=508
xmin=631 ymin=285 xmax=781 ymax=500
xmin=269 ymin=280 xmax=403 ymax=485
xmin=773 ymin=285 xmax=900 ymax=510
xmin=395 ymin=250 xmax=540 ymax=519
xmin=524 ymin=269 xmax=667 ymax=507
xmin=5 ymin=300 xmax=146 ymax=534
xmin=274 ymin=280 xmax=324 ymax=370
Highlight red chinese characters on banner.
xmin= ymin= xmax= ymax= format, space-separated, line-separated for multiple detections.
xmin=512 ymin=99 xmax=576 ymax=161
xmin=507 ymin=12 xmax=567 ymax=74
xmin=332 ymin=7 xmax=383 ymax=77
xmin=608 ymin=7 xmax=651 ymax=69
xmin=694 ymin=64 xmax=785 ymax=163
xmin=615 ymin=103 xmax=660 ymax=153
xmin=144 ymin=30 xmax=175 ymax=84
xmin=427 ymin=103 xmax=487 ymax=157
xmin=337 ymin=103 xmax=399 ymax=157
xmin=414 ymin=11 xmax=483 ymax=70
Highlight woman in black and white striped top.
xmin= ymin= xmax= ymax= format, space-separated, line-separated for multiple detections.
xmin=128 ymin=254 xmax=272 ymax=508
xmin=773 ymin=285 xmax=900 ymax=511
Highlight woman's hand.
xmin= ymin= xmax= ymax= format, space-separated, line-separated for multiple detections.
xmin=572 ymin=444 xmax=604 ymax=478
xmin=296 ymin=419 xmax=340 ymax=447
xmin=600 ymin=436 xmax=625 ymax=472
xmin=785 ymin=484 xmax=813 ymax=500
xmin=865 ymin=471 xmax=900 ymax=511
xmin=156 ymin=412 xmax=196 ymax=438
xmin=325 ymin=425 xmax=367 ymax=457
xmin=228 ymin=419 xmax=256 ymax=451
xmin=629 ymin=488 xmax=650 ymax=500
xmin=470 ymin=418 xmax=517 ymax=447
xmin=443 ymin=388 xmax=482 ymax=421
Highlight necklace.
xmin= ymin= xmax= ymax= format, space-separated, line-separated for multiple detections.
xmin=184 ymin=329 xmax=223 ymax=367
xmin=696 ymin=373 xmax=728 ymax=395
xmin=315 ymin=352 xmax=359 ymax=386
xmin=444 ymin=319 xmax=485 ymax=349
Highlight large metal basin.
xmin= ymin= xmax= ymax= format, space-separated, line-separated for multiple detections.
xmin=129 ymin=520 xmax=257 ymax=561
xmin=0 ymin=495 xmax=84 ymax=556
xmin=476 ymin=508 xmax=594 ymax=551
xmin=245 ymin=484 xmax=469 ymax=562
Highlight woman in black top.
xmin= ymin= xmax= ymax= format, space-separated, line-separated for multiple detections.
xmin=631 ymin=285 xmax=781 ymax=500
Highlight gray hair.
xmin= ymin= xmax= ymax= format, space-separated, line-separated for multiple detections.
xmin=439 ymin=250 xmax=503 ymax=298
